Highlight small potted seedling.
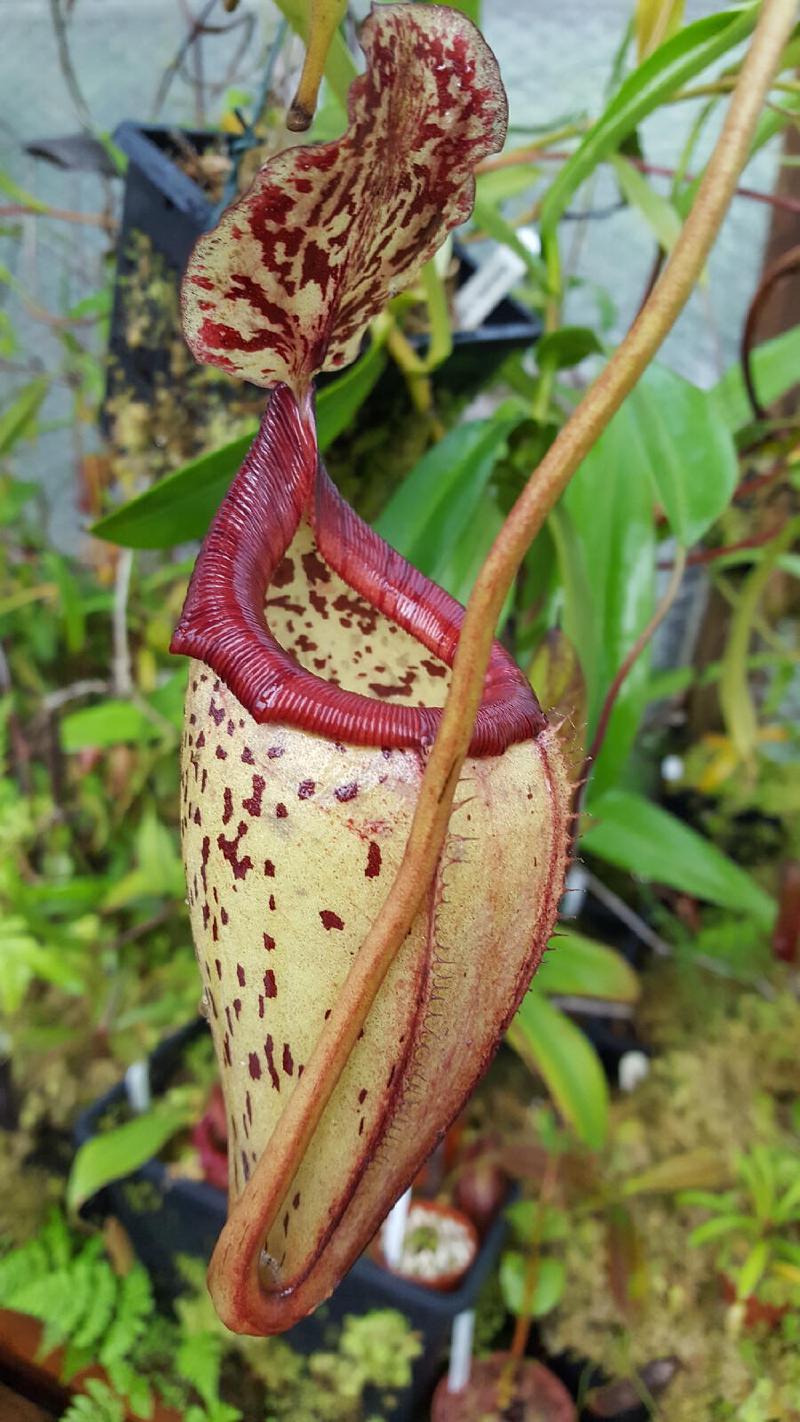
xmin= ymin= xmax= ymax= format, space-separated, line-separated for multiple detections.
xmin=432 ymin=1354 xmax=576 ymax=1422
xmin=376 ymin=1198 xmax=479 ymax=1293
xmin=681 ymin=1144 xmax=800 ymax=1332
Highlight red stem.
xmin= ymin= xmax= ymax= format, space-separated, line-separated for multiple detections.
xmin=657 ymin=523 xmax=787 ymax=570
xmin=740 ymin=243 xmax=800 ymax=420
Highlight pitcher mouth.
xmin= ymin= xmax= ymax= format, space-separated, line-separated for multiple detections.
xmin=171 ymin=383 xmax=545 ymax=756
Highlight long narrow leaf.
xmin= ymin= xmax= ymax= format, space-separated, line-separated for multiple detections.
xmin=611 ymin=154 xmax=681 ymax=253
xmin=688 ymin=1215 xmax=757 ymax=1248
xmin=561 ymin=391 xmax=655 ymax=793
xmin=623 ymin=1149 xmax=729 ymax=1196
xmin=626 ymin=363 xmax=738 ymax=547
xmin=539 ymin=6 xmax=756 ymax=237
xmin=536 ymin=930 xmax=640 ymax=1002
xmin=508 ymin=991 xmax=609 ymax=1151
xmin=67 ymin=1103 xmax=194 ymax=1214
xmin=582 ymin=789 xmax=776 ymax=927
xmin=0 ymin=378 xmax=49 ymax=456
xmin=736 ymin=1241 xmax=770 ymax=1300
xmin=374 ymin=409 xmax=523 ymax=580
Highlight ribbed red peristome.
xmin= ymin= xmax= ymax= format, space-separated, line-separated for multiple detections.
xmin=170 ymin=384 xmax=545 ymax=756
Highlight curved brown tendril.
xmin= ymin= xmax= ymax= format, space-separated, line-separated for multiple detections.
xmin=740 ymin=242 xmax=800 ymax=421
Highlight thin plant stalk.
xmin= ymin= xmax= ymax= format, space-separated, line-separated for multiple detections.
xmin=577 ymin=548 xmax=688 ymax=815
xmin=215 ymin=0 xmax=797 ymax=1314
xmin=496 ymin=1152 xmax=559 ymax=1409
xmin=287 ymin=0 xmax=347 ymax=130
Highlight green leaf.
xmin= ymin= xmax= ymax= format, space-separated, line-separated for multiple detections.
xmin=475 ymin=164 xmax=541 ymax=207
xmin=582 ymin=789 xmax=776 ymax=928
xmin=536 ymin=930 xmax=640 ymax=1002
xmin=103 ymin=807 xmax=183 ymax=909
xmin=679 ymin=1189 xmax=738 ymax=1213
xmin=749 ymin=88 xmax=800 ymax=167
xmin=61 ymin=701 xmax=163 ymax=751
xmin=536 ymin=326 xmax=603 ymax=371
xmin=67 ymin=1103 xmax=194 ymax=1213
xmin=0 ymin=916 xmax=88 ymax=1014
xmin=688 ymin=1215 xmax=757 ymax=1248
xmin=72 ymin=1266 xmax=117 ymax=1349
xmin=540 ymin=6 xmax=756 ymax=236
xmin=775 ymin=1175 xmax=800 ymax=1224
xmin=374 ymin=410 xmax=523 ymax=583
xmin=112 ymin=1367 xmax=152 ymax=1422
xmin=635 ymin=0 xmax=685 ymax=62
xmin=471 ymin=197 xmax=543 ymax=275
xmin=738 ymin=1146 xmax=777 ymax=1220
xmin=548 ymin=506 xmax=599 ymax=710
xmin=0 ymin=309 xmax=17 ymax=359
xmin=561 ymin=387 xmax=656 ymax=793
xmin=315 ymin=339 xmax=390 ymax=449
xmin=736 ymin=1241 xmax=770 ymax=1301
xmin=44 ymin=552 xmax=86 ymax=654
xmin=712 ymin=325 xmax=800 ymax=431
xmin=0 ymin=378 xmax=49 ymax=456
xmin=675 ymin=75 xmax=800 ymax=222
xmin=499 ymin=1251 xmax=566 ymax=1318
xmin=719 ymin=519 xmax=799 ymax=762
xmin=432 ymin=491 xmax=507 ymax=609
xmin=176 ymin=1331 xmax=226 ymax=1412
xmin=92 ymin=342 xmax=387 ymax=550
xmin=623 ymin=1149 xmax=730 ymax=1196
xmin=774 ymin=1240 xmax=800 ymax=1267
xmin=0 ymin=918 xmax=46 ymax=1014
xmin=505 ymin=1200 xmax=569 ymax=1244
xmin=611 ymin=154 xmax=681 ymax=253
xmin=629 ymin=363 xmax=738 ymax=547
xmin=560 ymin=361 xmax=738 ymax=780
xmin=61 ymin=674 xmax=184 ymax=750
xmin=507 ymin=991 xmax=609 ymax=1150
xmin=0 ymin=171 xmax=49 ymax=213
xmin=63 ymin=1378 xmax=126 ymax=1422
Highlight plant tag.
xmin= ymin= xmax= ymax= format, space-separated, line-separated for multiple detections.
xmin=125 ymin=1058 xmax=151 ymax=1114
xmin=619 ymin=1050 xmax=650 ymax=1093
xmin=453 ymin=227 xmax=540 ymax=331
xmin=447 ymin=1309 xmax=476 ymax=1393
xmin=381 ymin=1186 xmax=412 ymax=1269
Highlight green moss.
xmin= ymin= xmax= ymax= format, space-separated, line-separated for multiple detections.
xmin=174 ymin=1256 xmax=421 ymax=1420
xmin=0 ymin=1131 xmax=62 ymax=1244
xmin=540 ymin=969 xmax=800 ymax=1416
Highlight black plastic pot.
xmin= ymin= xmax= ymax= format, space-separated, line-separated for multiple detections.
xmin=108 ymin=121 xmax=540 ymax=406
xmin=74 ymin=1020 xmax=511 ymax=1422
